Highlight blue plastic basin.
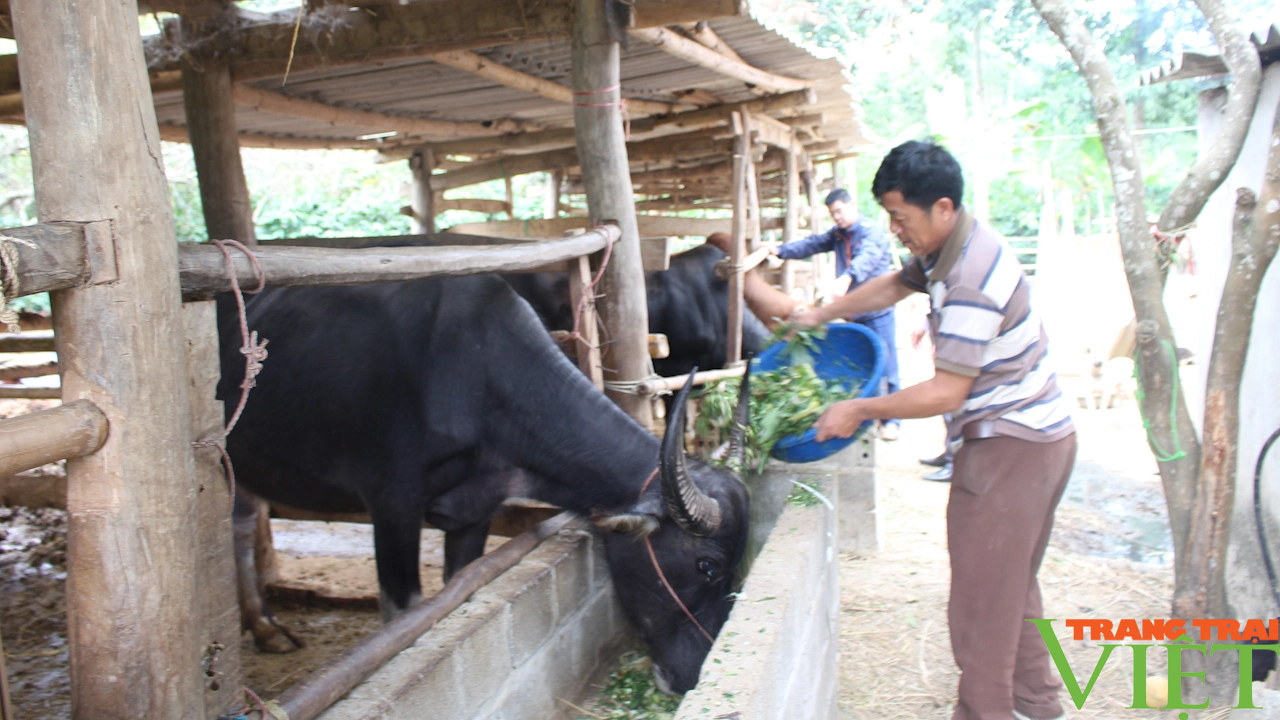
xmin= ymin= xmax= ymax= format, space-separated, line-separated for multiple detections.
xmin=754 ymin=323 xmax=887 ymax=464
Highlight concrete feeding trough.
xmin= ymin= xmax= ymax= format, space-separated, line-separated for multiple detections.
xmin=307 ymin=440 xmax=873 ymax=720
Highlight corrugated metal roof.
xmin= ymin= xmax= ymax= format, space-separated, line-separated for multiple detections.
xmin=1140 ymin=24 xmax=1280 ymax=85
xmin=150 ymin=13 xmax=875 ymax=159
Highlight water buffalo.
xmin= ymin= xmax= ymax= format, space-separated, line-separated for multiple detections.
xmin=506 ymin=242 xmax=771 ymax=380
xmin=218 ymin=273 xmax=751 ymax=693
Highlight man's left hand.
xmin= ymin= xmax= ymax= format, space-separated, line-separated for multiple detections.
xmin=814 ymin=399 xmax=869 ymax=442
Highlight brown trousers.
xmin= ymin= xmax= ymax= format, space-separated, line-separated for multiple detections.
xmin=948 ymin=432 xmax=1077 ymax=720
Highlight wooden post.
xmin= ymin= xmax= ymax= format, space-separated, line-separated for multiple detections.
xmin=567 ymin=255 xmax=604 ymax=388
xmin=726 ymin=110 xmax=748 ymax=365
xmin=411 ymin=150 xmax=436 ymax=234
xmin=181 ymin=29 xmax=256 ymax=245
xmin=504 ymin=174 xmax=516 ymax=218
xmin=781 ymin=139 xmax=800 ymax=295
xmin=0 ymin=629 xmax=10 ymax=720
xmin=179 ymin=31 xmax=252 ymax=716
xmin=572 ymin=0 xmax=653 ymax=429
xmin=545 ymin=170 xmax=564 ymax=219
xmin=11 ymin=1 xmax=205 ymax=718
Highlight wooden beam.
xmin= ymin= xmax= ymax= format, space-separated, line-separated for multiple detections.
xmin=448 ymin=214 xmax=780 ymax=237
xmin=429 ymin=49 xmax=679 ymax=116
xmin=750 ymin=112 xmax=795 ymax=149
xmin=131 ymin=0 xmax=744 ymax=85
xmin=727 ymin=110 xmax=747 ymax=364
xmin=429 ymin=130 xmax=734 ymax=191
xmin=378 ymin=89 xmax=814 ymax=163
xmin=0 ymin=358 xmax=57 ymax=381
xmin=781 ymin=112 xmax=825 ymax=128
xmin=182 ymin=53 xmax=257 ymax=246
xmin=630 ymin=27 xmax=811 ymax=93
xmin=0 ymin=400 xmax=107 ymax=478
xmin=231 ymin=84 xmax=528 ymax=139
xmin=781 ymin=138 xmax=800 ymax=293
xmin=679 ymin=21 xmax=748 ymax=64
xmin=0 ymin=331 xmax=53 ymax=354
xmin=13 ymin=1 xmax=207 ymax=715
xmin=177 ymin=228 xmax=619 ymax=297
xmin=157 ymin=123 xmax=381 ymax=150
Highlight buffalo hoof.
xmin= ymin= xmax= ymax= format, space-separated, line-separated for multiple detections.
xmin=252 ymin=619 xmax=305 ymax=654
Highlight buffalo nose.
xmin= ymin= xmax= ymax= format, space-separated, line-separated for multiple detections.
xmin=652 ymin=664 xmax=676 ymax=696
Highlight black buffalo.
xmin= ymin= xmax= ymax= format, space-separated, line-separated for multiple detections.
xmin=506 ymin=243 xmax=770 ymax=380
xmin=218 ymin=273 xmax=751 ymax=693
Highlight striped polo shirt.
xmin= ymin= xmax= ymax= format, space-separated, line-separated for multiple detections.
xmin=899 ymin=209 xmax=1074 ymax=450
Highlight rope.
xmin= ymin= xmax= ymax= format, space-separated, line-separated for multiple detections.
xmin=569 ymin=231 xmax=613 ymax=346
xmin=1132 ymin=339 xmax=1187 ymax=463
xmin=603 ymin=373 xmax=666 ymax=395
xmin=0 ymin=234 xmax=37 ymax=334
xmin=572 ymin=85 xmax=630 ymax=140
xmin=192 ymin=239 xmax=269 ymax=502
xmin=644 ymin=535 xmax=714 ymax=644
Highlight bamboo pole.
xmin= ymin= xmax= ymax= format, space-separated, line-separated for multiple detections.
xmin=630 ymin=27 xmax=811 ymax=93
xmin=567 ymin=255 xmax=604 ymax=388
xmin=572 ymin=0 xmax=653 ymax=429
xmin=727 ymin=109 xmax=748 ymax=365
xmin=12 ymin=2 xmax=209 ymax=715
xmin=636 ymin=365 xmax=746 ymax=396
xmin=781 ymin=139 xmax=800 ymax=294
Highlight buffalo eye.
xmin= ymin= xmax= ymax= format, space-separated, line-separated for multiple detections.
xmin=696 ymin=558 xmax=720 ymax=580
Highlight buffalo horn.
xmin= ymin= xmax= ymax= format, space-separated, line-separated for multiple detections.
xmin=661 ymin=366 xmax=722 ymax=536
xmin=727 ymin=359 xmax=752 ymax=474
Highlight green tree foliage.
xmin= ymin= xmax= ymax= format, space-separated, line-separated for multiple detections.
xmin=755 ymin=0 xmax=1272 ymax=237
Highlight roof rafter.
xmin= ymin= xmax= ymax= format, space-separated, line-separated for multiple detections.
xmin=629 ymin=26 xmax=811 ymax=94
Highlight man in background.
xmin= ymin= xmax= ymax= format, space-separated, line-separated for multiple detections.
xmin=769 ymin=188 xmax=901 ymax=440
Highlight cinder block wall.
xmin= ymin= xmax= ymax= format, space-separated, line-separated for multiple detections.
xmin=319 ymin=525 xmax=633 ymax=720
xmin=675 ymin=456 xmax=844 ymax=720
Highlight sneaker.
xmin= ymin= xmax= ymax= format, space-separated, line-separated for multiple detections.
xmin=919 ymin=453 xmax=949 ymax=467
xmin=923 ymin=463 xmax=952 ymax=482
xmin=879 ymin=423 xmax=900 ymax=441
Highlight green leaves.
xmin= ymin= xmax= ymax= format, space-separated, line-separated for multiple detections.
xmin=696 ymin=362 xmax=863 ymax=473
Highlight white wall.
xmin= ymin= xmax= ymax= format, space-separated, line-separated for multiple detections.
xmin=1178 ymin=64 xmax=1280 ymax=621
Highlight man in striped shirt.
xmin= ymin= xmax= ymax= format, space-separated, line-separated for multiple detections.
xmin=796 ymin=140 xmax=1076 ymax=720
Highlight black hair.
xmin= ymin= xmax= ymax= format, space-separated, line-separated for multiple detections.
xmin=824 ymin=188 xmax=852 ymax=206
xmin=871 ymin=140 xmax=964 ymax=211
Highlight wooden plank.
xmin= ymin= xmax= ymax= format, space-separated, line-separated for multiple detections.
xmin=177 ymin=228 xmax=618 ymax=297
xmin=629 ymin=0 xmax=745 ymax=27
xmin=0 ymin=385 xmax=59 ymax=399
xmin=630 ymin=27 xmax=811 ymax=93
xmin=641 ymin=235 xmax=671 ymax=272
xmin=0 ymin=400 xmax=106 ymax=479
xmin=751 ymin=112 xmax=795 ymax=149
xmin=12 ymin=3 xmax=208 ymax=717
xmin=0 ymin=331 xmax=54 ymax=354
xmin=0 ymin=358 xmax=57 ymax=381
xmin=0 ymin=222 xmax=87 ymax=297
xmin=573 ymin=0 xmax=653 ymax=430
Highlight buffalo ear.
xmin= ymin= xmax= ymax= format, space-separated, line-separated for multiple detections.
xmin=593 ymin=513 xmax=660 ymax=536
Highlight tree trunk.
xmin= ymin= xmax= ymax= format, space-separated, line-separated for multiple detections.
xmin=1155 ymin=0 xmax=1262 ymax=233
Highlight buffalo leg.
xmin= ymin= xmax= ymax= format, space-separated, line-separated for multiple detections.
xmin=232 ymin=490 xmax=303 ymax=653
xmin=443 ymin=521 xmax=492 ymax=583
xmin=370 ymin=505 xmax=425 ymax=622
